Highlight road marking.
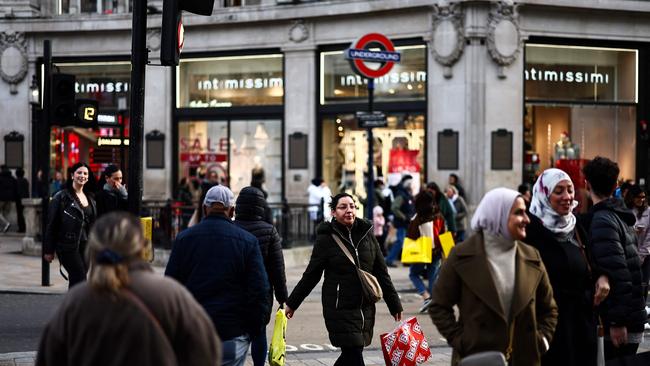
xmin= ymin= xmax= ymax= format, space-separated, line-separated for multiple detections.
xmin=286 ymin=344 xmax=340 ymax=352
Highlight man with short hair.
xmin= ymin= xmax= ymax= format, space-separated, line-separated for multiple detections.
xmin=165 ymin=185 xmax=270 ymax=366
xmin=0 ymin=165 xmax=18 ymax=233
xmin=581 ymin=156 xmax=646 ymax=360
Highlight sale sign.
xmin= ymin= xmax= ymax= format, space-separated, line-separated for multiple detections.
xmin=388 ymin=149 xmax=421 ymax=173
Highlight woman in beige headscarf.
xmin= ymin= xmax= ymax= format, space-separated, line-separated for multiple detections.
xmin=429 ymin=188 xmax=558 ymax=366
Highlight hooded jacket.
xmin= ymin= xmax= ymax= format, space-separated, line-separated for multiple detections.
xmin=235 ymin=187 xmax=288 ymax=315
xmin=287 ymin=218 xmax=403 ymax=347
xmin=580 ymin=198 xmax=646 ymax=333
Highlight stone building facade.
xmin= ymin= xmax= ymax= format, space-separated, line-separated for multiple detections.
xmin=0 ymin=0 xmax=649 ymax=207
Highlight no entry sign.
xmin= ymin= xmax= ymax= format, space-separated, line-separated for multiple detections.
xmin=344 ymin=33 xmax=401 ymax=79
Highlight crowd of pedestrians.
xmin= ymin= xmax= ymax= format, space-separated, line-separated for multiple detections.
xmin=27 ymin=155 xmax=650 ymax=365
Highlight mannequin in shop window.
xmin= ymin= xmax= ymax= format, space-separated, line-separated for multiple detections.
xmin=553 ymin=131 xmax=580 ymax=163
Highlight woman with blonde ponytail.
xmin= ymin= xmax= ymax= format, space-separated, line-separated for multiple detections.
xmin=37 ymin=212 xmax=221 ymax=366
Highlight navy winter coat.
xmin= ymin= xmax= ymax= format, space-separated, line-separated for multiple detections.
xmin=165 ymin=214 xmax=271 ymax=341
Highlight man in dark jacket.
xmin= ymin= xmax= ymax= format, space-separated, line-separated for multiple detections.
xmin=384 ymin=175 xmax=415 ymax=266
xmin=15 ymin=168 xmax=29 ymax=232
xmin=95 ymin=165 xmax=128 ymax=217
xmin=234 ymin=186 xmax=287 ymax=366
xmin=166 ymin=185 xmax=270 ymax=366
xmin=580 ymin=156 xmax=646 ymax=360
xmin=0 ymin=165 xmax=18 ymax=233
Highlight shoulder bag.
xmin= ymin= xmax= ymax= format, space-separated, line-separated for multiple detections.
xmin=330 ymin=234 xmax=383 ymax=304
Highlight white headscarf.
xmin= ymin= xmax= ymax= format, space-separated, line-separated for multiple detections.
xmin=471 ymin=188 xmax=521 ymax=240
xmin=530 ymin=168 xmax=578 ymax=235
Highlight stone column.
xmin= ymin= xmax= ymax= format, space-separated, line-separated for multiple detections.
xmin=282 ymin=20 xmax=315 ymax=204
xmin=21 ymin=198 xmax=42 ymax=256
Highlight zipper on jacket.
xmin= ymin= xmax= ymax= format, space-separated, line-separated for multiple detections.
xmin=336 ymin=284 xmax=340 ymax=309
xmin=360 ymin=308 xmax=365 ymax=330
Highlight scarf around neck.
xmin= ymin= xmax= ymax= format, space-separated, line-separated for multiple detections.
xmin=530 ymin=168 xmax=578 ymax=235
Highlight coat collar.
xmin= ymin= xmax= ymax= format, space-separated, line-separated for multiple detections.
xmin=453 ymin=232 xmax=544 ymax=321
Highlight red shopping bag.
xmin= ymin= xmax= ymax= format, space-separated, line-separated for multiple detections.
xmin=380 ymin=317 xmax=432 ymax=366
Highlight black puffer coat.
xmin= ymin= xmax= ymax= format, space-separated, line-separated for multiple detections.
xmin=287 ymin=218 xmax=403 ymax=347
xmin=235 ymin=187 xmax=288 ymax=317
xmin=580 ymin=198 xmax=646 ymax=333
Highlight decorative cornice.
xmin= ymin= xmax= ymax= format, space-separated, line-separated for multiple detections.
xmin=486 ymin=1 xmax=521 ymax=78
xmin=288 ymin=19 xmax=309 ymax=43
xmin=431 ymin=2 xmax=465 ymax=79
xmin=0 ymin=32 xmax=28 ymax=94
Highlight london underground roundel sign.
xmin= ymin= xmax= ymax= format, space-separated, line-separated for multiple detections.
xmin=344 ymin=33 xmax=401 ymax=79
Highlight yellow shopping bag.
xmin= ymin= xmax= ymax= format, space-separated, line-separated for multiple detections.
xmin=268 ymin=308 xmax=287 ymax=366
xmin=439 ymin=232 xmax=455 ymax=259
xmin=400 ymin=236 xmax=433 ymax=263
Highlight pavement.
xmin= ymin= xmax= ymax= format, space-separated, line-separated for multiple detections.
xmin=0 ymin=233 xmax=648 ymax=366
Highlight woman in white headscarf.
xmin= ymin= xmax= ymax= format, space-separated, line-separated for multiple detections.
xmin=429 ymin=188 xmax=558 ymax=366
xmin=524 ymin=168 xmax=609 ymax=366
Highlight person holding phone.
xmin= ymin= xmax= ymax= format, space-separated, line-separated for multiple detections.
xmin=95 ymin=164 xmax=128 ymax=217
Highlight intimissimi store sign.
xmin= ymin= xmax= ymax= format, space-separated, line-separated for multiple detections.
xmin=56 ymin=61 xmax=131 ymax=110
xmin=177 ymin=54 xmax=284 ymax=108
xmin=321 ymin=45 xmax=426 ymax=104
xmin=525 ymin=44 xmax=637 ymax=103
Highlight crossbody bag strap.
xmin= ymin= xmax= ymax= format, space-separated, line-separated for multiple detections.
xmin=331 ymin=234 xmax=357 ymax=268
xmin=122 ymin=288 xmax=173 ymax=349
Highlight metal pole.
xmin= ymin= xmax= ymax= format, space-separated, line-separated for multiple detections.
xmin=41 ymin=40 xmax=51 ymax=286
xmin=366 ymin=78 xmax=375 ymax=220
xmin=127 ymin=0 xmax=147 ymax=216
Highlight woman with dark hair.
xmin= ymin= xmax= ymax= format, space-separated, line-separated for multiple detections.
xmin=286 ymin=193 xmax=402 ymax=366
xmin=95 ymin=164 xmax=128 ymax=217
xmin=448 ymin=173 xmax=467 ymax=200
xmin=426 ymin=181 xmax=457 ymax=236
xmin=407 ymin=190 xmax=446 ymax=313
xmin=625 ymin=185 xmax=650 ymax=304
xmin=37 ymin=212 xmax=221 ymax=365
xmin=43 ymin=162 xmax=97 ymax=288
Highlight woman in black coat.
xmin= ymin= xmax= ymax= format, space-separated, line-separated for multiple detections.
xmin=234 ymin=186 xmax=288 ymax=366
xmin=524 ymin=168 xmax=609 ymax=366
xmin=43 ymin=162 xmax=97 ymax=289
xmin=286 ymin=193 xmax=403 ymax=366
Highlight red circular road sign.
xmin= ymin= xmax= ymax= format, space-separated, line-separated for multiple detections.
xmin=347 ymin=33 xmax=397 ymax=79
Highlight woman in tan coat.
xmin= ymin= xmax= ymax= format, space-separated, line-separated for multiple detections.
xmin=37 ymin=212 xmax=221 ymax=366
xmin=429 ymin=188 xmax=558 ymax=366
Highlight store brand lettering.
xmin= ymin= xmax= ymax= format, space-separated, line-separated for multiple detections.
xmin=197 ymin=77 xmax=283 ymax=90
xmin=75 ymin=81 xmax=129 ymax=93
xmin=339 ymin=71 xmax=426 ymax=87
xmin=525 ymin=67 xmax=610 ymax=84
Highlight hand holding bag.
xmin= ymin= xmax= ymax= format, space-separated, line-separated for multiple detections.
xmin=331 ymin=234 xmax=383 ymax=304
xmin=268 ymin=307 xmax=288 ymax=366
xmin=380 ymin=317 xmax=432 ymax=366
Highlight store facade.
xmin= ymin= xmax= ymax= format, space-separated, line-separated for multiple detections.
xmin=173 ymin=52 xmax=285 ymax=202
xmin=2 ymin=0 xmax=650 ymax=209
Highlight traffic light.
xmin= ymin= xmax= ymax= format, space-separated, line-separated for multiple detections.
xmin=161 ymin=0 xmax=184 ymax=66
xmin=180 ymin=0 xmax=214 ymax=16
xmin=50 ymin=73 xmax=76 ymax=126
xmin=76 ymin=99 xmax=99 ymax=129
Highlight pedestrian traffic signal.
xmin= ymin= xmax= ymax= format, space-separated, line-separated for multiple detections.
xmin=161 ymin=0 xmax=184 ymax=66
xmin=76 ymin=99 xmax=99 ymax=128
xmin=50 ymin=73 xmax=76 ymax=126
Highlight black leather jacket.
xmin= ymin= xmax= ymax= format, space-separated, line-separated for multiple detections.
xmin=44 ymin=189 xmax=96 ymax=254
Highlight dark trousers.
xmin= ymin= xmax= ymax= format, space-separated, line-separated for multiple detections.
xmin=604 ymin=341 xmax=639 ymax=360
xmin=16 ymin=201 xmax=25 ymax=233
xmin=57 ymin=241 xmax=88 ymax=289
xmin=641 ymin=256 xmax=650 ymax=302
xmin=334 ymin=346 xmax=364 ymax=366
